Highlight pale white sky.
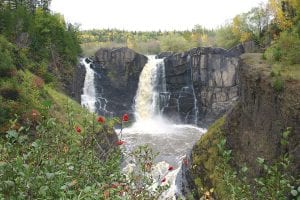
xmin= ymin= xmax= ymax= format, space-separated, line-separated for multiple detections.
xmin=50 ymin=0 xmax=267 ymax=31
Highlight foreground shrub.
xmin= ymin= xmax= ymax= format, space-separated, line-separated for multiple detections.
xmin=272 ymin=76 xmax=284 ymax=92
xmin=0 ymin=35 xmax=15 ymax=77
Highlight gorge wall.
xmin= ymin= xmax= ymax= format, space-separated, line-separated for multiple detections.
xmin=185 ymin=53 xmax=300 ymax=199
xmin=161 ymin=45 xmax=245 ymax=126
xmin=74 ymin=42 xmax=257 ymax=124
xmin=224 ymin=53 xmax=300 ymax=177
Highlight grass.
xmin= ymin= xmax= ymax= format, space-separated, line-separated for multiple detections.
xmin=241 ymin=53 xmax=300 ymax=81
xmin=46 ymin=86 xmax=119 ymax=129
xmin=272 ymin=63 xmax=300 ymax=80
xmin=46 ymin=86 xmax=90 ymax=123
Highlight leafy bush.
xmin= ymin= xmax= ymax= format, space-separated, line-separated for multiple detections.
xmin=0 ymin=79 xmax=20 ymax=100
xmin=0 ymin=35 xmax=15 ymax=77
xmin=255 ymin=156 xmax=293 ymax=200
xmin=265 ymin=29 xmax=300 ymax=65
xmin=273 ymin=46 xmax=282 ymax=61
xmin=215 ymin=139 xmax=251 ymax=200
xmin=0 ymin=105 xmax=168 ymax=199
xmin=273 ymin=76 xmax=284 ymax=92
xmin=0 ymin=72 xmax=169 ymax=198
xmin=0 ymin=96 xmax=11 ymax=128
xmin=270 ymin=70 xmax=276 ymax=77
xmin=254 ymin=128 xmax=296 ymax=200
xmin=0 ymin=116 xmax=121 ymax=199
xmin=277 ymin=30 xmax=300 ymax=64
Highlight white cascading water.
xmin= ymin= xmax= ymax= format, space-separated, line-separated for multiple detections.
xmin=81 ymin=58 xmax=96 ymax=113
xmin=135 ymin=55 xmax=162 ymax=120
xmin=121 ymin=56 xmax=206 ymax=199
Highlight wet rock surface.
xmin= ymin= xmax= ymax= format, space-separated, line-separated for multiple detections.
xmin=91 ymin=47 xmax=148 ymax=117
xmin=162 ymin=46 xmax=244 ymax=125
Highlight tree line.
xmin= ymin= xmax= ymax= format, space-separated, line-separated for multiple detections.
xmin=0 ymin=0 xmax=51 ymax=12
xmin=80 ymin=0 xmax=300 ymax=59
xmin=0 ymin=0 xmax=81 ymax=83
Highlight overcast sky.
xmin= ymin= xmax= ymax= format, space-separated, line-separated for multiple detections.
xmin=50 ymin=0 xmax=267 ymax=31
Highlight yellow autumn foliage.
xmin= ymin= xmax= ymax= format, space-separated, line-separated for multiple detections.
xmin=268 ymin=0 xmax=294 ymax=30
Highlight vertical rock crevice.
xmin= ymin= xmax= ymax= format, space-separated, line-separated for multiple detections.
xmin=162 ymin=46 xmax=243 ymax=126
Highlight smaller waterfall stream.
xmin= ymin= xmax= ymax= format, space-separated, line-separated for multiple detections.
xmin=81 ymin=58 xmax=96 ymax=113
xmin=80 ymin=58 xmax=113 ymax=117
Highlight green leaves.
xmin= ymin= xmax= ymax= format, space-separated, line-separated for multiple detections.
xmin=45 ymin=172 xmax=55 ymax=180
xmin=0 ymin=35 xmax=15 ymax=77
xmin=217 ymin=139 xmax=232 ymax=163
xmin=6 ymin=130 xmax=19 ymax=141
xmin=290 ymin=186 xmax=300 ymax=198
xmin=255 ymin=150 xmax=294 ymax=199
xmin=31 ymin=140 xmax=40 ymax=148
xmin=42 ymin=100 xmax=52 ymax=109
xmin=257 ymin=157 xmax=265 ymax=165
xmin=38 ymin=186 xmax=49 ymax=196
xmin=4 ymin=180 xmax=15 ymax=187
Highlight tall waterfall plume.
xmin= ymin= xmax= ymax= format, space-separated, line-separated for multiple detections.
xmin=81 ymin=58 xmax=96 ymax=113
xmin=122 ymin=55 xmax=206 ymax=199
xmin=134 ymin=56 xmax=166 ymax=121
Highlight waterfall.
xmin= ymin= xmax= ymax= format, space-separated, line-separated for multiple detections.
xmin=81 ymin=58 xmax=96 ymax=113
xmin=121 ymin=55 xmax=206 ymax=199
xmin=189 ymin=60 xmax=199 ymax=125
xmin=134 ymin=56 xmax=165 ymax=121
xmin=187 ymin=54 xmax=198 ymax=124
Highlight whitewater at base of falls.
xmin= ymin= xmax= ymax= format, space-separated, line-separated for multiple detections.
xmin=118 ymin=55 xmax=207 ymax=199
xmin=119 ymin=118 xmax=206 ymax=199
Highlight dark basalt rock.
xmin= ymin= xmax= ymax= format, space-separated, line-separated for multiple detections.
xmin=183 ymin=53 xmax=300 ymax=199
xmin=92 ymin=47 xmax=148 ymax=118
xmin=224 ymin=53 xmax=300 ymax=179
xmin=162 ymin=45 xmax=244 ymax=126
xmin=71 ymin=61 xmax=86 ymax=102
xmin=156 ymin=51 xmax=174 ymax=59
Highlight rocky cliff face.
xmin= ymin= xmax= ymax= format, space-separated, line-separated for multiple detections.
xmin=70 ymin=61 xmax=86 ymax=102
xmin=185 ymin=53 xmax=300 ymax=199
xmin=162 ymin=46 xmax=244 ymax=125
xmin=224 ymin=53 xmax=300 ymax=177
xmin=92 ymin=47 xmax=147 ymax=118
